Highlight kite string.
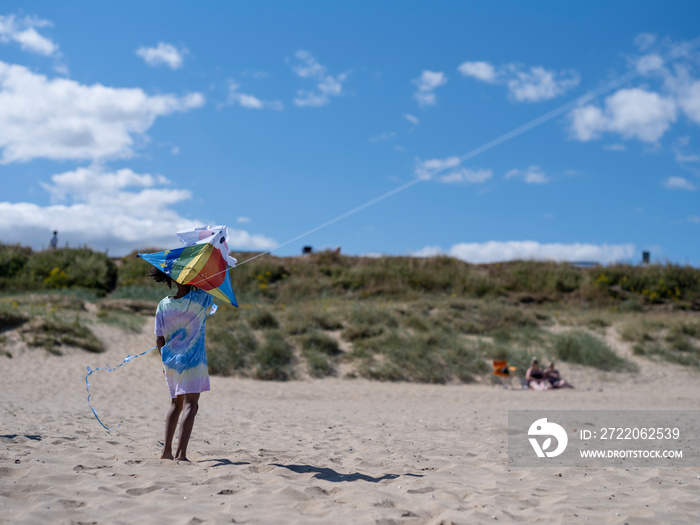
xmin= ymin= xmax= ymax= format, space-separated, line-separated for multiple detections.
xmin=85 ymin=346 xmax=156 ymax=431
xmin=212 ymin=35 xmax=699 ymax=270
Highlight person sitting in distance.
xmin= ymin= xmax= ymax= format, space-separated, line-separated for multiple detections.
xmin=525 ymin=358 xmax=551 ymax=390
xmin=545 ymin=362 xmax=574 ymax=389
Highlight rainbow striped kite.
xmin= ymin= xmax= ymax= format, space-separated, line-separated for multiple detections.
xmin=138 ymin=225 xmax=238 ymax=306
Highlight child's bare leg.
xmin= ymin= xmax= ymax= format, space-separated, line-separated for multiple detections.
xmin=174 ymin=393 xmax=200 ymax=461
xmin=161 ymin=396 xmax=183 ymax=460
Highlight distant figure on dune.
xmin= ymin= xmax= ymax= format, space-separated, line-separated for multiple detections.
xmin=50 ymin=231 xmax=58 ymax=249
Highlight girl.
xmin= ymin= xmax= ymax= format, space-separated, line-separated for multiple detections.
xmin=150 ymin=267 xmax=213 ymax=461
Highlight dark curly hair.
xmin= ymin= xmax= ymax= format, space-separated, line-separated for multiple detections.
xmin=147 ymin=266 xmax=172 ymax=288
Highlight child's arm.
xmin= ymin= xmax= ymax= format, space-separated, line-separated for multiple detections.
xmin=156 ymin=336 xmax=165 ymax=357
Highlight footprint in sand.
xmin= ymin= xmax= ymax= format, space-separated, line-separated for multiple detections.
xmin=125 ymin=486 xmax=161 ymax=496
xmin=407 ymin=486 xmax=436 ymax=494
xmin=58 ymin=499 xmax=86 ymax=509
xmin=305 ymin=486 xmax=329 ymax=497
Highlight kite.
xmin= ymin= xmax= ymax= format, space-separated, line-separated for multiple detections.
xmin=138 ymin=225 xmax=238 ymax=307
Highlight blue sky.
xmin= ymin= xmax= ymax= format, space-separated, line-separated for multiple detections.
xmin=1 ymin=1 xmax=699 ymax=265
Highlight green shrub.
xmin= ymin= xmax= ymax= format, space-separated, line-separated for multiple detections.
xmin=285 ymin=307 xmax=343 ymax=334
xmin=0 ymin=307 xmax=28 ymax=331
xmin=248 ymin=309 xmax=280 ymax=329
xmin=552 ymin=330 xmax=636 ymax=372
xmin=0 ymin=243 xmax=32 ymax=279
xmin=476 ymin=302 xmax=538 ymax=333
xmin=357 ymin=330 xmax=486 ymax=384
xmin=665 ymin=331 xmax=697 ymax=352
xmin=346 ymin=304 xmax=399 ymax=328
xmin=117 ymin=251 xmax=157 ymax=287
xmin=633 ymin=342 xmax=700 ymax=367
xmin=298 ymin=331 xmax=339 ymax=377
xmin=207 ymin=319 xmax=258 ymax=376
xmin=21 ymin=317 xmax=104 ymax=354
xmin=442 ymin=338 xmax=490 ymax=382
xmin=304 ymin=350 xmax=333 ymax=377
xmin=22 ymin=248 xmax=118 ymax=294
xmin=342 ymin=324 xmax=384 ymax=341
xmin=670 ymin=321 xmax=700 ymax=339
xmin=618 ymin=322 xmax=655 ymax=343
xmin=299 ymin=331 xmax=340 ymax=355
xmin=254 ymin=330 xmax=294 ymax=380
xmin=594 ymin=264 xmax=700 ymax=304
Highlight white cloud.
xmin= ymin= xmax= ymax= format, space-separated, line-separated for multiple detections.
xmin=404 ymin=113 xmax=419 ymax=125
xmin=688 ymin=215 xmax=700 ymax=224
xmin=677 ymin=79 xmax=700 ymax=124
xmin=507 ymin=65 xmax=580 ymax=102
xmin=634 ymin=33 xmax=657 ymax=52
xmin=569 ymin=88 xmax=677 ymax=143
xmin=413 ymin=70 xmax=447 ymax=107
xmin=636 ymin=53 xmax=664 ymax=75
xmin=290 ymin=50 xmax=348 ymax=107
xmin=415 ymin=156 xmax=491 ymax=184
xmin=0 ymin=61 xmax=204 ymax=163
xmin=292 ymin=50 xmax=325 ymax=78
xmin=415 ymin=156 xmax=460 ymax=179
xmin=0 ymin=14 xmax=58 ymax=56
xmin=458 ymin=60 xmax=579 ymax=102
xmin=237 ymin=216 xmax=251 ymax=223
xmin=457 ymin=61 xmax=497 ymax=83
xmin=505 ymin=165 xmax=549 ymax=184
xmin=136 ymin=42 xmax=186 ymax=69
xmin=413 ymin=241 xmax=635 ymax=264
xmin=0 ymin=166 xmax=276 ymax=255
xmin=570 ymin=36 xmax=700 ymax=144
xmin=438 ymin=168 xmax=492 ymax=184
xmin=227 ymin=81 xmax=283 ymax=110
xmin=663 ymin=176 xmax=696 ymax=190
xmin=410 ymin=245 xmax=443 ymax=257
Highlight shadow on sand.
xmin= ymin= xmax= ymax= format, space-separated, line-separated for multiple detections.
xmin=198 ymin=458 xmax=252 ymax=468
xmin=270 ymin=463 xmax=422 ymax=483
xmin=0 ymin=434 xmax=42 ymax=441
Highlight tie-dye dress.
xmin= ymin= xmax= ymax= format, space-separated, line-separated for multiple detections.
xmin=154 ymin=288 xmax=213 ymax=398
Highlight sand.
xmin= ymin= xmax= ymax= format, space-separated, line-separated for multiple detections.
xmin=2 ymin=316 xmax=700 ymax=524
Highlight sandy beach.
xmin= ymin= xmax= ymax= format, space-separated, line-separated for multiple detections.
xmin=2 ymin=316 xmax=700 ymax=525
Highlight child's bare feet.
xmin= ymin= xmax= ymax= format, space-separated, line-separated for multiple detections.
xmin=174 ymin=455 xmax=189 ymax=462
xmin=161 ymin=450 xmax=174 ymax=460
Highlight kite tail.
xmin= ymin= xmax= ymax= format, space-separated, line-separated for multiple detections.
xmin=85 ymin=346 xmax=157 ymax=431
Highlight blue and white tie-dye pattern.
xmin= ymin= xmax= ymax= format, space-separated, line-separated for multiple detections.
xmin=155 ymin=288 xmax=213 ymax=398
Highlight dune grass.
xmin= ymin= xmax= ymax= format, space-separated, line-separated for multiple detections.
xmin=5 ymin=244 xmax=700 ymax=382
xmin=297 ymin=331 xmax=340 ymax=377
xmin=22 ymin=317 xmax=104 ymax=354
xmin=623 ymin=317 xmax=700 ymax=368
xmin=254 ymin=330 xmax=295 ymax=380
xmin=552 ymin=330 xmax=637 ymax=372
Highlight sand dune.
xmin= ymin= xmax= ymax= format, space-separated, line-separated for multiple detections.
xmin=2 ymin=316 xmax=700 ymax=524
